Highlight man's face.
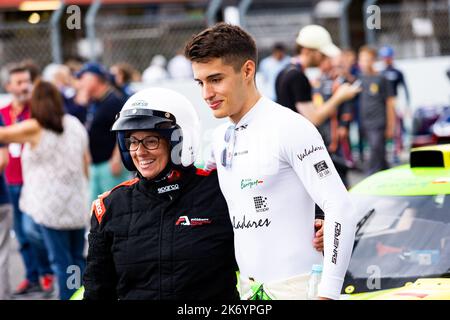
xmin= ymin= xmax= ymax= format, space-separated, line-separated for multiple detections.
xmin=319 ymin=57 xmax=333 ymax=74
xmin=382 ymin=57 xmax=393 ymax=66
xmin=6 ymin=71 xmax=32 ymax=104
xmin=273 ymin=49 xmax=285 ymax=61
xmin=358 ymin=51 xmax=375 ymax=74
xmin=78 ymin=72 xmax=101 ymax=98
xmin=192 ymin=58 xmax=248 ymax=121
xmin=331 ymin=55 xmax=345 ymax=77
xmin=304 ymin=48 xmax=325 ymax=68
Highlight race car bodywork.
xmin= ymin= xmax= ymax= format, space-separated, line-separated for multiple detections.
xmin=345 ymin=144 xmax=450 ymax=299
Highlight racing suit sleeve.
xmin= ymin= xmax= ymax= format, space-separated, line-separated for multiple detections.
xmin=280 ymin=115 xmax=356 ymax=300
xmin=83 ymin=199 xmax=118 ymax=300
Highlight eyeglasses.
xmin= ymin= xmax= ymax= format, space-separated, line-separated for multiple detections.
xmin=221 ymin=125 xmax=236 ymax=169
xmin=125 ymin=136 xmax=161 ymax=151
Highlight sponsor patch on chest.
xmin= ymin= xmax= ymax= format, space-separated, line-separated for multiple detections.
xmin=157 ymin=184 xmax=180 ymax=194
xmin=175 ymin=216 xmax=212 ymax=226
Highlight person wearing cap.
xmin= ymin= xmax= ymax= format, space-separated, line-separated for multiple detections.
xmin=185 ymin=23 xmax=356 ymax=300
xmin=82 ymin=87 xmax=239 ymax=300
xmin=275 ymin=24 xmax=360 ymax=126
xmin=76 ymin=62 xmax=130 ymax=202
xmin=379 ymin=45 xmax=410 ymax=164
xmin=379 ymin=46 xmax=410 ymax=106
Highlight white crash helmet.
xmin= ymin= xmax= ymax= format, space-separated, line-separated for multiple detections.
xmin=111 ymin=87 xmax=201 ymax=171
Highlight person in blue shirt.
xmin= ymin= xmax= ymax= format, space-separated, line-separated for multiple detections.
xmin=379 ymin=46 xmax=410 ymax=105
xmin=0 ymin=114 xmax=12 ymax=299
xmin=258 ymin=43 xmax=291 ymax=101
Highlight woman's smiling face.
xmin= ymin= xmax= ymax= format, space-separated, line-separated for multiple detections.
xmin=129 ymin=130 xmax=170 ymax=180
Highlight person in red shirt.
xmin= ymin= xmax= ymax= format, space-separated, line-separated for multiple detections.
xmin=0 ymin=63 xmax=54 ymax=296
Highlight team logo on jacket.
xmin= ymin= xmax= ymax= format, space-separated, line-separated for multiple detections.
xmin=314 ymin=160 xmax=331 ymax=179
xmin=157 ymin=184 xmax=179 ymax=194
xmin=175 ymin=216 xmax=212 ymax=226
xmin=253 ymin=196 xmax=269 ymax=213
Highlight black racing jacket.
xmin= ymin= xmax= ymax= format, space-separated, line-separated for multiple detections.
xmin=83 ymin=166 xmax=239 ymax=300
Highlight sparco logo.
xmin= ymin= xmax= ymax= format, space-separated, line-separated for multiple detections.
xmin=157 ymin=184 xmax=179 ymax=194
xmin=332 ymin=222 xmax=341 ymax=264
xmin=175 ymin=216 xmax=212 ymax=226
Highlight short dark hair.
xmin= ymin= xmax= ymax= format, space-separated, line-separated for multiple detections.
xmin=1 ymin=63 xmax=30 ymax=87
xmin=31 ymin=81 xmax=64 ymax=134
xmin=184 ymin=23 xmax=257 ymax=71
xmin=20 ymin=59 xmax=41 ymax=82
xmin=273 ymin=42 xmax=286 ymax=52
xmin=112 ymin=62 xmax=137 ymax=84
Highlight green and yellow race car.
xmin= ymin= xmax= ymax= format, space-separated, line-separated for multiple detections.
xmin=343 ymin=144 xmax=450 ymax=300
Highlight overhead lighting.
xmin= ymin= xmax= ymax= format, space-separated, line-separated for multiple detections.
xmin=28 ymin=12 xmax=41 ymax=24
xmin=19 ymin=1 xmax=62 ymax=12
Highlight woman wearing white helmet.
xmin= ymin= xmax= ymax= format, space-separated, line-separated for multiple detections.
xmin=82 ymin=87 xmax=239 ymax=300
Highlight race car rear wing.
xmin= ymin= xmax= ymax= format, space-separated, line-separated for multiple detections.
xmin=410 ymin=144 xmax=450 ymax=168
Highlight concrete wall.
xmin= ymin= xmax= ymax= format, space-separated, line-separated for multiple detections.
xmin=394 ymin=55 xmax=450 ymax=108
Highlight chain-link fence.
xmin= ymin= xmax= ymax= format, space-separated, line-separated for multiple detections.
xmin=95 ymin=14 xmax=207 ymax=72
xmin=1 ymin=1 xmax=449 ymax=75
xmin=243 ymin=0 xmax=314 ymax=58
xmin=244 ymin=1 xmax=344 ymax=60
xmin=245 ymin=9 xmax=313 ymax=58
xmin=374 ymin=2 xmax=450 ymax=59
xmin=0 ymin=22 xmax=53 ymax=69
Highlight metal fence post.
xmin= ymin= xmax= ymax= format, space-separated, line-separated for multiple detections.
xmin=448 ymin=0 xmax=450 ymax=44
xmin=206 ymin=0 xmax=222 ymax=26
xmin=363 ymin=0 xmax=378 ymax=46
xmin=85 ymin=0 xmax=102 ymax=62
xmin=340 ymin=0 xmax=352 ymax=49
xmin=50 ymin=0 xmax=65 ymax=64
xmin=239 ymin=0 xmax=253 ymax=29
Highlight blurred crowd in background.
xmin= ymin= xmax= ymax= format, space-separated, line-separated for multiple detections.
xmin=0 ymin=34 xmax=414 ymax=300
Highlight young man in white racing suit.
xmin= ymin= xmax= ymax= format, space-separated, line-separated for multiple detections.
xmin=185 ymin=23 xmax=357 ymax=300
